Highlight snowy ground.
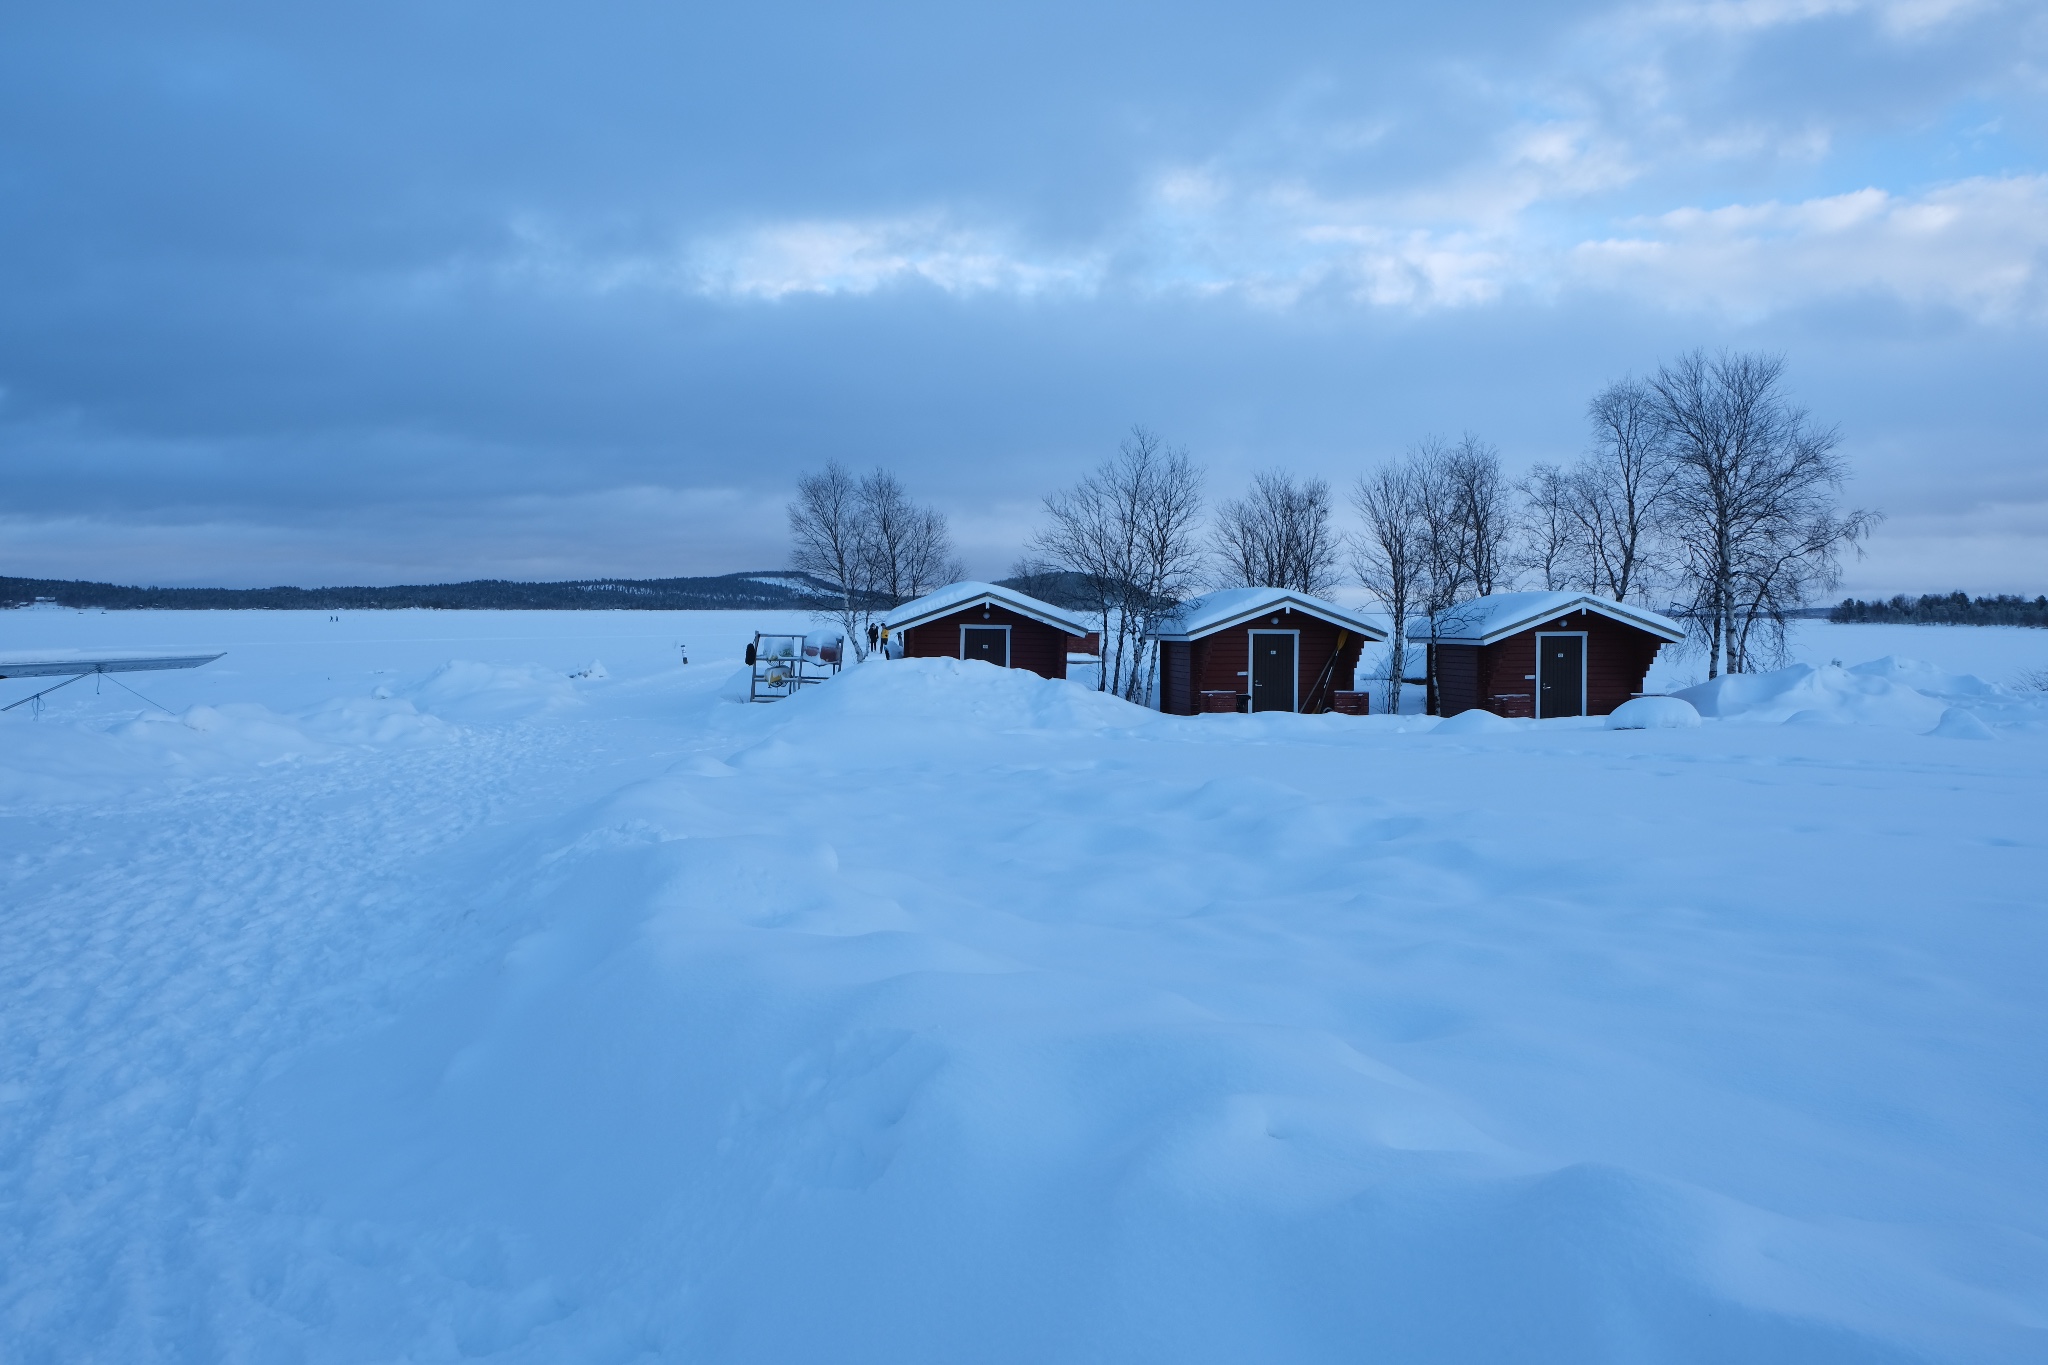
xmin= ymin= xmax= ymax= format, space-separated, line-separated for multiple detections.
xmin=3 ymin=609 xmax=2045 ymax=1363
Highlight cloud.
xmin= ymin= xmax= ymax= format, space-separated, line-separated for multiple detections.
xmin=1132 ymin=168 xmax=2048 ymax=318
xmin=1572 ymin=175 xmax=2048 ymax=320
xmin=499 ymin=167 xmax=2047 ymax=324
xmin=478 ymin=106 xmax=1636 ymax=315
xmin=2 ymin=0 xmax=2043 ymax=593
xmin=1635 ymin=0 xmax=1994 ymax=37
xmin=687 ymin=217 xmax=1100 ymax=301
xmin=485 ymin=213 xmax=1102 ymax=303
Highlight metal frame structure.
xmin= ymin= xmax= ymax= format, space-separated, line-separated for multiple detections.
xmin=0 ymin=652 xmax=226 ymax=719
xmin=746 ymin=632 xmax=842 ymax=702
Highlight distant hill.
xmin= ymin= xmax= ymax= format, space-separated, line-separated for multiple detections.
xmin=996 ymin=568 xmax=1103 ymax=613
xmin=0 ymin=571 xmax=844 ymax=612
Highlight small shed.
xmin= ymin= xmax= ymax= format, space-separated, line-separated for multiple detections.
xmin=1151 ymin=588 xmax=1387 ymax=715
xmin=883 ymin=581 xmax=1092 ymax=681
xmin=1428 ymin=593 xmax=1685 ymax=718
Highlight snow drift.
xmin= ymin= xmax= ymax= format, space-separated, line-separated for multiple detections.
xmin=3 ymin=632 xmax=2045 ymax=1365
xmin=1675 ymin=656 xmax=2047 ymax=733
xmin=1433 ymin=707 xmax=1518 ymax=735
xmin=1606 ymin=695 xmax=1701 ymax=729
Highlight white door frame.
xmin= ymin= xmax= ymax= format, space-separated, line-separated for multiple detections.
xmin=1247 ymin=629 xmax=1301 ymax=712
xmin=1533 ymin=631 xmax=1587 ymax=718
xmin=960 ymin=622 xmax=1013 ymax=667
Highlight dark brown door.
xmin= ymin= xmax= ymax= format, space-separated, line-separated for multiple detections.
xmin=1250 ymin=633 xmax=1296 ymax=712
xmin=962 ymin=627 xmax=1008 ymax=667
xmin=1537 ymin=635 xmax=1584 ymax=717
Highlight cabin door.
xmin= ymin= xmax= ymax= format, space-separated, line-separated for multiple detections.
xmin=1249 ymin=632 xmax=1297 ymax=712
xmin=961 ymin=625 xmax=1010 ymax=667
xmin=1536 ymin=633 xmax=1585 ymax=718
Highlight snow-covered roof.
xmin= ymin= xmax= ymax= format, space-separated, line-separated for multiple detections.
xmin=1151 ymin=587 xmax=1388 ymax=642
xmin=1427 ymin=592 xmax=1685 ymax=646
xmin=882 ymin=581 xmax=1092 ymax=636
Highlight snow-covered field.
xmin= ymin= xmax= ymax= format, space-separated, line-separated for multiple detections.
xmin=3 ymin=609 xmax=2046 ymax=1363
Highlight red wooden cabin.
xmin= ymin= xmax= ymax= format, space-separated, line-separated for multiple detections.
xmin=883 ymin=582 xmax=1092 ymax=681
xmin=1151 ymin=588 xmax=1387 ymax=715
xmin=1428 ymin=593 xmax=1685 ymax=718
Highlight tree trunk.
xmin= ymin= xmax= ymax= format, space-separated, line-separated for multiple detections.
xmin=1384 ymin=625 xmax=1406 ymax=717
xmin=1096 ymin=605 xmax=1112 ymax=691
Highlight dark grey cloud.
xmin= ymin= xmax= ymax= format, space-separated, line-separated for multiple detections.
xmin=2 ymin=0 xmax=2044 ymax=593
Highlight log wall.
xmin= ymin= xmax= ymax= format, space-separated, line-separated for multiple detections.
xmin=901 ymin=604 xmax=1070 ymax=680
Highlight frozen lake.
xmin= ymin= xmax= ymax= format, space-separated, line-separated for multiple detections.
xmin=2 ymin=606 xmax=2044 ymax=1362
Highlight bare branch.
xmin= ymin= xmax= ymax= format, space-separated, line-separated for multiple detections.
xmin=787 ymin=461 xmax=877 ymax=659
xmin=1030 ymin=426 xmax=1205 ymax=700
xmin=1648 ymin=350 xmax=1879 ymax=675
xmin=1350 ymin=460 xmax=1423 ymax=716
xmin=1212 ymin=470 xmax=1340 ymax=595
xmin=789 ymin=463 xmax=960 ymax=659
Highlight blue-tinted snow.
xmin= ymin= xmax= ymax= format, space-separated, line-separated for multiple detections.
xmin=1 ymin=609 xmax=2045 ymax=1362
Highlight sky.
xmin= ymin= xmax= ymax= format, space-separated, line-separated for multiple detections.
xmin=1 ymin=0 xmax=2043 ymax=596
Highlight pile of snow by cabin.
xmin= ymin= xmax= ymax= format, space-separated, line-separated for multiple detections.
xmin=2 ymin=606 xmax=2045 ymax=1364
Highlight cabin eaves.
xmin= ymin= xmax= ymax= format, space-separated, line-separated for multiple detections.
xmin=1429 ymin=593 xmax=1684 ymax=647
xmin=1152 ymin=587 xmax=1387 ymax=642
xmin=882 ymin=581 xmax=1092 ymax=637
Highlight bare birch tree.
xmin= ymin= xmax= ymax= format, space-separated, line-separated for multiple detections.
xmin=1444 ymin=433 xmax=1512 ymax=597
xmin=1351 ymin=460 xmax=1424 ymax=716
xmin=1124 ymin=441 xmax=1207 ymax=703
xmin=1408 ymin=438 xmax=1470 ymax=626
xmin=1511 ymin=381 xmax=1677 ymax=605
xmin=1515 ymin=462 xmax=1593 ymax=592
xmin=788 ymin=461 xmax=879 ymax=659
xmin=1648 ymin=350 xmax=1876 ymax=675
xmin=1035 ymin=473 xmax=1119 ymax=694
xmin=1577 ymin=376 xmax=1674 ymax=603
xmin=1212 ymin=471 xmax=1341 ymax=595
xmin=1030 ymin=427 xmax=1204 ymax=702
xmin=1403 ymin=437 xmax=1497 ymax=713
xmin=789 ymin=463 xmax=961 ymax=659
xmin=859 ymin=468 xmax=963 ymax=607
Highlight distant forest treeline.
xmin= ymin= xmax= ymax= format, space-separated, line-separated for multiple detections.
xmin=0 ymin=571 xmax=839 ymax=612
xmin=1831 ymin=593 xmax=2048 ymax=627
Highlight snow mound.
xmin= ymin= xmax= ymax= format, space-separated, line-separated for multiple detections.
xmin=116 ymin=703 xmax=338 ymax=766
xmin=1851 ymin=657 xmax=2048 ymax=729
xmin=1849 ymin=655 xmax=2008 ymax=702
xmin=1678 ymin=657 xmax=2048 ymax=732
xmin=300 ymin=694 xmax=460 ymax=747
xmin=406 ymin=660 xmax=582 ymax=720
xmin=772 ymin=656 xmax=1154 ymax=735
xmin=1434 ymin=708 xmax=1518 ymax=735
xmin=1930 ymin=707 xmax=1996 ymax=741
xmin=113 ymin=695 xmax=461 ymax=766
xmin=1676 ymin=662 xmax=1949 ymax=730
xmin=718 ymin=665 xmax=756 ymax=702
xmin=1606 ymin=695 xmax=1701 ymax=730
